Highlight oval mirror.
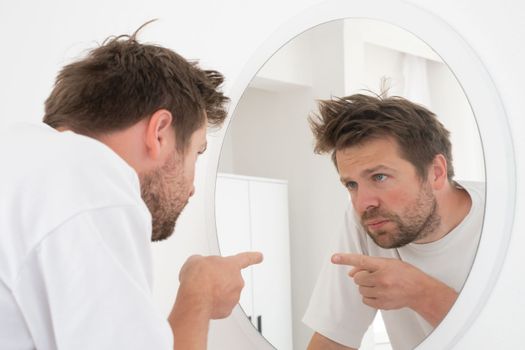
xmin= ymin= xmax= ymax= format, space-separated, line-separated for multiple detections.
xmin=215 ymin=17 xmax=486 ymax=350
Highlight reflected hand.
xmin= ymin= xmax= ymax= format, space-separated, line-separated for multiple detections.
xmin=332 ymin=253 xmax=457 ymax=327
xmin=178 ymin=252 xmax=263 ymax=319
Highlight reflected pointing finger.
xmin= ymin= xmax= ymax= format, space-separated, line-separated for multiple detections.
xmin=332 ymin=253 xmax=363 ymax=266
xmin=332 ymin=253 xmax=382 ymax=272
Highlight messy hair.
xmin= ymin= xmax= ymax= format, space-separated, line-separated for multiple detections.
xmin=43 ymin=21 xmax=229 ymax=152
xmin=310 ymin=93 xmax=454 ymax=181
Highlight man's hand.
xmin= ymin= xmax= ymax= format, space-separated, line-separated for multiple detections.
xmin=169 ymin=252 xmax=263 ymax=349
xmin=332 ymin=253 xmax=457 ymax=327
xmin=178 ymin=252 xmax=263 ymax=318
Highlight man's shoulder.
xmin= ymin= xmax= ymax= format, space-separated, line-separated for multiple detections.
xmin=456 ymin=180 xmax=485 ymax=195
xmin=455 ymin=180 xmax=485 ymax=208
xmin=1 ymin=122 xmax=145 ymax=237
xmin=3 ymin=122 xmax=139 ymax=198
xmin=0 ymin=123 xmax=151 ymax=285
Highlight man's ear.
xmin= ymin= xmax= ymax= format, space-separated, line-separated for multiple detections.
xmin=144 ymin=109 xmax=174 ymax=160
xmin=429 ymin=154 xmax=448 ymax=190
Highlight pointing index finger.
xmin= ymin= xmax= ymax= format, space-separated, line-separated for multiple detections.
xmin=332 ymin=253 xmax=382 ymax=272
xmin=232 ymin=251 xmax=264 ymax=269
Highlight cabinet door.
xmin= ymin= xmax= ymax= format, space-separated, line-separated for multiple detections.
xmin=215 ymin=176 xmax=254 ymax=318
xmin=249 ymin=180 xmax=294 ymax=350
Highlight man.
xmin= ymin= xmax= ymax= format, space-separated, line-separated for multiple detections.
xmin=303 ymin=94 xmax=484 ymax=350
xmin=0 ymin=26 xmax=261 ymax=349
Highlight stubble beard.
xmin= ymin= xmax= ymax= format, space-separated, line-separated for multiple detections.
xmin=361 ymin=183 xmax=441 ymax=249
xmin=140 ymin=153 xmax=189 ymax=242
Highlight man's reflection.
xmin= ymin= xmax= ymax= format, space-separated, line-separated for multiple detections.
xmin=303 ymin=93 xmax=484 ymax=350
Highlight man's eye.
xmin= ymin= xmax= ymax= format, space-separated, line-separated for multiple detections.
xmin=346 ymin=181 xmax=358 ymax=190
xmin=373 ymin=174 xmax=388 ymax=182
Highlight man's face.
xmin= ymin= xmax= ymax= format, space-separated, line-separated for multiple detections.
xmin=336 ymin=137 xmax=440 ymax=248
xmin=140 ymin=124 xmax=207 ymax=242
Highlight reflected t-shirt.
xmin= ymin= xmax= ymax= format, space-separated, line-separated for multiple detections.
xmin=302 ymin=181 xmax=484 ymax=350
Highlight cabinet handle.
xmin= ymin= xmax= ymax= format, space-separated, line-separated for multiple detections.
xmin=257 ymin=315 xmax=262 ymax=334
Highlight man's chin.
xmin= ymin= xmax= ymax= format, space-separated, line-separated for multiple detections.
xmin=369 ymin=231 xmax=403 ymax=249
xmin=372 ymin=236 xmax=395 ymax=249
xmin=151 ymin=217 xmax=179 ymax=242
xmin=151 ymin=229 xmax=175 ymax=242
xmin=150 ymin=204 xmax=188 ymax=242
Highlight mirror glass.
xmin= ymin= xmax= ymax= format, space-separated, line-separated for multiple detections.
xmin=215 ymin=18 xmax=485 ymax=350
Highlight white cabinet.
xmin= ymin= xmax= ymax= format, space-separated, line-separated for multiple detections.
xmin=215 ymin=173 xmax=293 ymax=350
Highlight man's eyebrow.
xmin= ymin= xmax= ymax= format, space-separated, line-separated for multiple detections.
xmin=361 ymin=165 xmax=394 ymax=176
xmin=339 ymin=165 xmax=395 ymax=184
xmin=340 ymin=176 xmax=352 ymax=185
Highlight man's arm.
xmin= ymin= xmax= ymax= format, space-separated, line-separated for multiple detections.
xmin=332 ymin=253 xmax=458 ymax=327
xmin=307 ymin=332 xmax=357 ymax=350
xmin=403 ymin=272 xmax=458 ymax=327
xmin=168 ymin=252 xmax=263 ymax=350
xmin=168 ymin=289 xmax=210 ymax=350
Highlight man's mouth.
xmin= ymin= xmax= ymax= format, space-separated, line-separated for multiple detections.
xmin=366 ymin=219 xmax=389 ymax=230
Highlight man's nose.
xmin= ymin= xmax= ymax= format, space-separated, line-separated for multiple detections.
xmin=353 ymin=188 xmax=380 ymax=215
xmin=189 ymin=185 xmax=195 ymax=197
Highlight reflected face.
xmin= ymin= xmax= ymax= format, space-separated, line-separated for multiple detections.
xmin=336 ymin=137 xmax=441 ymax=248
xmin=141 ymin=125 xmax=207 ymax=241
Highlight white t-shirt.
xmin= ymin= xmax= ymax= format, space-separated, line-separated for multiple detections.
xmin=303 ymin=181 xmax=484 ymax=350
xmin=0 ymin=123 xmax=173 ymax=349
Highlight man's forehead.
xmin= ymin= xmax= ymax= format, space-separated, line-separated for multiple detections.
xmin=335 ymin=138 xmax=405 ymax=175
xmin=336 ymin=138 xmax=397 ymax=160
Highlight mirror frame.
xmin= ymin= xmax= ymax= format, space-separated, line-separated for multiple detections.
xmin=204 ymin=0 xmax=516 ymax=348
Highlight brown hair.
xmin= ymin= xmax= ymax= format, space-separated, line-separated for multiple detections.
xmin=43 ymin=22 xmax=229 ymax=152
xmin=310 ymin=93 xmax=454 ymax=181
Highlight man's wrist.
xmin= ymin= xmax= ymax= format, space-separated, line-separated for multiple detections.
xmin=168 ymin=287 xmax=212 ymax=350
xmin=169 ymin=285 xmax=213 ymax=322
xmin=410 ymin=275 xmax=458 ymax=327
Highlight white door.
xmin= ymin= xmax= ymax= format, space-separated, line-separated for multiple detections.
xmin=216 ymin=174 xmax=294 ymax=349
xmin=249 ymin=180 xmax=294 ymax=350
xmin=215 ymin=176 xmax=254 ymax=319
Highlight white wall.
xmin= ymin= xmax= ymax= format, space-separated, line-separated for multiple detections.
xmin=255 ymin=28 xmax=314 ymax=88
xmin=0 ymin=1 xmax=523 ymax=349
